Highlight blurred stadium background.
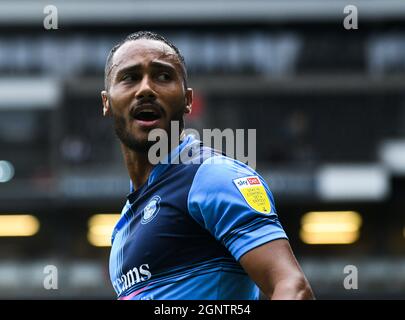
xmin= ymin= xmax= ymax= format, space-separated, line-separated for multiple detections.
xmin=0 ymin=0 xmax=405 ymax=299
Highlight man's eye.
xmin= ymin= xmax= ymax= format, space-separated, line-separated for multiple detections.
xmin=156 ymin=73 xmax=171 ymax=81
xmin=122 ymin=74 xmax=139 ymax=82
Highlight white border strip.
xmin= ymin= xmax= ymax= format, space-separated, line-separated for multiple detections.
xmin=0 ymin=77 xmax=60 ymax=109
xmin=316 ymin=164 xmax=389 ymax=201
xmin=1 ymin=0 xmax=405 ymax=24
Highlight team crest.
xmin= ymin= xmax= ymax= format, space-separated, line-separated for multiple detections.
xmin=233 ymin=176 xmax=271 ymax=214
xmin=141 ymin=195 xmax=161 ymax=224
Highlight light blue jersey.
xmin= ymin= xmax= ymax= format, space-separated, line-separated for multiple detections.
xmin=109 ymin=135 xmax=288 ymax=300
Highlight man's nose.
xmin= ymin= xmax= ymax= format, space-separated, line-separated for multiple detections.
xmin=135 ymin=76 xmax=156 ymax=100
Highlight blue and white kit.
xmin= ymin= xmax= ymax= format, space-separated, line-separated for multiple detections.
xmin=109 ymin=135 xmax=288 ymax=300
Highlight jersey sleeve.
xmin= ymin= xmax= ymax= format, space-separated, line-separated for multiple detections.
xmin=187 ymin=156 xmax=288 ymax=261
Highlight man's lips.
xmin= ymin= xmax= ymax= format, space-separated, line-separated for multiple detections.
xmin=131 ymin=102 xmax=164 ymax=121
xmin=130 ymin=102 xmax=164 ymax=128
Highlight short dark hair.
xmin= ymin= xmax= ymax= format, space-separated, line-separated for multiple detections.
xmin=104 ymin=31 xmax=188 ymax=90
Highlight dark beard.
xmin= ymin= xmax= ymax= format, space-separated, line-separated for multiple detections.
xmin=112 ymin=108 xmax=185 ymax=154
xmin=113 ymin=115 xmax=156 ymax=153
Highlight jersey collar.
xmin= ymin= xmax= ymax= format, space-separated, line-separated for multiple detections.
xmin=147 ymin=134 xmax=196 ymax=185
xmin=128 ymin=134 xmax=197 ymax=194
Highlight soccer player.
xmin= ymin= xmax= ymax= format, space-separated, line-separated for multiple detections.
xmin=101 ymin=31 xmax=314 ymax=300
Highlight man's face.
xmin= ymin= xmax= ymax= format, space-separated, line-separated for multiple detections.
xmin=101 ymin=39 xmax=192 ymax=153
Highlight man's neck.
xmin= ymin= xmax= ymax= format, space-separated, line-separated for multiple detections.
xmin=121 ymin=144 xmax=153 ymax=191
xmin=122 ymin=131 xmax=186 ymax=191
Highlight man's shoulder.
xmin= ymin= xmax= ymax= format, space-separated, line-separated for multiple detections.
xmin=187 ymin=154 xmax=262 ymax=199
xmin=175 ymin=136 xmax=261 ymax=190
xmin=196 ymin=154 xmax=255 ymax=178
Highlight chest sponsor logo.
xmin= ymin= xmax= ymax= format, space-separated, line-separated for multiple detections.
xmin=113 ymin=263 xmax=152 ymax=296
xmin=233 ymin=176 xmax=271 ymax=214
xmin=141 ymin=195 xmax=161 ymax=224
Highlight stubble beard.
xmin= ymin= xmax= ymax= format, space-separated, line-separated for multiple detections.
xmin=113 ymin=115 xmax=155 ymax=153
xmin=112 ymin=106 xmax=185 ymax=154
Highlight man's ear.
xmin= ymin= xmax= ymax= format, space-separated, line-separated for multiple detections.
xmin=101 ymin=90 xmax=111 ymax=116
xmin=184 ymin=88 xmax=193 ymax=114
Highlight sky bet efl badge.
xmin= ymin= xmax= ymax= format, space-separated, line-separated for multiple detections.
xmin=233 ymin=176 xmax=271 ymax=214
